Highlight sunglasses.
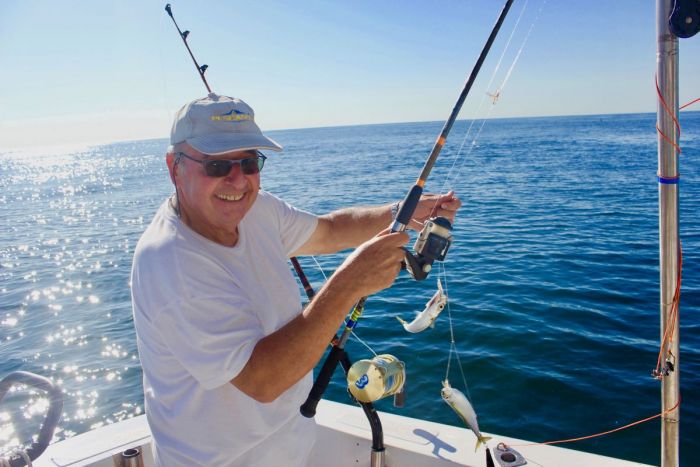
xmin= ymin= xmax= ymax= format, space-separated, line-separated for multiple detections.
xmin=176 ymin=151 xmax=267 ymax=177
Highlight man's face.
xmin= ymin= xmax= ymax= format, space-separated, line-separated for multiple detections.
xmin=167 ymin=143 xmax=261 ymax=246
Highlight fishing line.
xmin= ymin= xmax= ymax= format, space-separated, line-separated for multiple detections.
xmin=310 ymin=256 xmax=329 ymax=282
xmin=453 ymin=0 xmax=531 ymax=148
xmin=308 ymin=256 xmax=380 ymax=353
xmin=492 ymin=0 xmax=545 ymax=102
xmin=433 ymin=0 xmax=545 ymax=403
xmin=441 ymin=0 xmax=546 ymax=198
xmin=440 ymin=262 xmax=472 ymax=400
xmin=351 ymin=332 xmax=379 ymax=357
xmin=310 ymin=0 xmax=535 ymax=405
xmin=309 ymin=254 xmax=378 ymax=322
xmin=302 ymin=0 xmax=522 ymax=418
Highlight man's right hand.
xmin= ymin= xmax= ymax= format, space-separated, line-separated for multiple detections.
xmin=332 ymin=229 xmax=409 ymax=298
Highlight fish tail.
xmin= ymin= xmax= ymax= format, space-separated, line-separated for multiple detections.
xmin=474 ymin=435 xmax=492 ymax=452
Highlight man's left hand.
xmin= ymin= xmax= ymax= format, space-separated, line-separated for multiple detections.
xmin=406 ymin=191 xmax=461 ymax=231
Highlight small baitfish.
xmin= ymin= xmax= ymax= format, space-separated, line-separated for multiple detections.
xmin=396 ymin=278 xmax=447 ymax=333
xmin=441 ymin=379 xmax=492 ymax=452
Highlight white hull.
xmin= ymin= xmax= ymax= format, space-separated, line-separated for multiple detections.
xmin=35 ymin=399 xmax=651 ymax=467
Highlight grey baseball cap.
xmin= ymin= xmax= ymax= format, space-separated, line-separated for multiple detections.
xmin=170 ymin=93 xmax=283 ymax=155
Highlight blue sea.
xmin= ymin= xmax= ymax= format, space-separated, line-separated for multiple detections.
xmin=1 ymin=112 xmax=699 ymax=465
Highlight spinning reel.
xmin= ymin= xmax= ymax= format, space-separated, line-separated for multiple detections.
xmin=403 ymin=216 xmax=453 ymax=281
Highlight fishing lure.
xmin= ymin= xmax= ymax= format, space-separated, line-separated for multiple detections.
xmin=396 ymin=278 xmax=447 ymax=333
xmin=441 ymin=379 xmax=492 ymax=452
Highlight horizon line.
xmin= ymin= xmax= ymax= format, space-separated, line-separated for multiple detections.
xmin=2 ymin=109 xmax=698 ymax=155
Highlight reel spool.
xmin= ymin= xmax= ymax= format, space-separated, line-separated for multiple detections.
xmin=347 ymin=354 xmax=406 ymax=403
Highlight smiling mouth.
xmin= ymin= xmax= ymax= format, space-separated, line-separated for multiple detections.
xmin=216 ymin=193 xmax=245 ymax=201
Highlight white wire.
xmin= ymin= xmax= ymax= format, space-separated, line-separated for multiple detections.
xmin=306 ymin=256 xmax=379 ymax=355
xmin=440 ymin=262 xmax=472 ymax=401
xmin=439 ymin=0 xmax=531 ymax=198
xmin=310 ymin=256 xmax=329 ymax=282
xmin=439 ymin=0 xmax=547 ymax=404
xmin=303 ymin=0 xmax=546 ymax=390
xmin=351 ymin=330 xmax=378 ymax=357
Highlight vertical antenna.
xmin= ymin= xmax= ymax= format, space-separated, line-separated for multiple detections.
xmin=165 ymin=4 xmax=212 ymax=93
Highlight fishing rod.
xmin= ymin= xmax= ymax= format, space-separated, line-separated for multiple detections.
xmin=292 ymin=258 xmax=387 ymax=461
xmin=395 ymin=0 xmax=515 ymax=281
xmin=165 ymin=4 xmax=314 ymax=287
xmin=163 ymin=4 xmax=385 ymax=450
xmin=165 ymin=4 xmax=212 ymax=93
xmin=300 ymin=0 xmax=516 ymax=419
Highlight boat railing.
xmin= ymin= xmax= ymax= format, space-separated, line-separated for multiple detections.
xmin=0 ymin=371 xmax=64 ymax=467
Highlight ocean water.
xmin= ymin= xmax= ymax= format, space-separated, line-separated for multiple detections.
xmin=1 ymin=112 xmax=699 ymax=465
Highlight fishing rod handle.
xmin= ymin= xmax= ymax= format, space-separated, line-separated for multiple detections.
xmin=300 ymin=346 xmax=345 ymax=418
xmin=391 ymin=185 xmax=423 ymax=232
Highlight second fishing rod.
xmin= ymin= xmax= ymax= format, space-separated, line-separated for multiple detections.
xmin=300 ymin=0 xmax=516 ymax=418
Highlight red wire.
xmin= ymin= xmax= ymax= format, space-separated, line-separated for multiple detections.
xmin=652 ymin=74 xmax=685 ymax=381
xmin=508 ymin=77 xmax=691 ymax=450
xmin=680 ymin=97 xmax=700 ymax=110
xmin=507 ymin=396 xmax=681 ymax=447
xmin=655 ymin=76 xmax=682 ymax=154
xmin=653 ymin=245 xmax=682 ymax=379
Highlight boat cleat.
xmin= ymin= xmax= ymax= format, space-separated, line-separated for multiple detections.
xmin=494 ymin=442 xmax=527 ymax=467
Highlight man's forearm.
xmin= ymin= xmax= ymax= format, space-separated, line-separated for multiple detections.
xmin=294 ymin=202 xmax=396 ymax=256
xmin=230 ymin=270 xmax=360 ymax=403
xmin=320 ymin=203 xmax=395 ymax=250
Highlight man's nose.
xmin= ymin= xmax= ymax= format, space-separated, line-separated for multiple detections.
xmin=223 ymin=163 xmax=246 ymax=183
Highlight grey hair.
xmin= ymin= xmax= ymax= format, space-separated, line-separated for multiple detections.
xmin=167 ymin=141 xmax=188 ymax=156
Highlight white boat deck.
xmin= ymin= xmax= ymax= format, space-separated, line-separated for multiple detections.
xmin=35 ymin=399 xmax=653 ymax=467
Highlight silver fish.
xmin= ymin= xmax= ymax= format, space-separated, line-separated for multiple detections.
xmin=396 ymin=278 xmax=447 ymax=333
xmin=441 ymin=379 xmax=492 ymax=452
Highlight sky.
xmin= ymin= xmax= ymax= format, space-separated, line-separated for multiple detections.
xmin=0 ymin=0 xmax=698 ymax=151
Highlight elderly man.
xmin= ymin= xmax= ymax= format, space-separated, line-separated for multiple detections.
xmin=131 ymin=93 xmax=460 ymax=466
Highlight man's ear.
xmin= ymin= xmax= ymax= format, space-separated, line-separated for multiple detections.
xmin=166 ymin=153 xmax=178 ymax=185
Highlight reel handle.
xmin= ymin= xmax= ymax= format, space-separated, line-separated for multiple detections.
xmin=393 ymin=388 xmax=405 ymax=408
xmin=402 ymin=248 xmax=431 ymax=281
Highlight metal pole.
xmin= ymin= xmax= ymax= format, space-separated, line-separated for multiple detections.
xmin=655 ymin=1 xmax=680 ymax=466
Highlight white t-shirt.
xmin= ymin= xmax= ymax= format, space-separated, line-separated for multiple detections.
xmin=131 ymin=191 xmax=319 ymax=466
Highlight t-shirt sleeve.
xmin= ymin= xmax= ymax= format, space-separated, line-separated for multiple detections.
xmin=152 ymin=295 xmax=263 ymax=390
xmin=263 ymin=192 xmax=318 ymax=256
